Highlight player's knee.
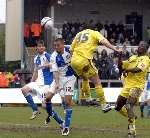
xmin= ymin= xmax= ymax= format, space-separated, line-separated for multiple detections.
xmin=21 ymin=87 xmax=30 ymax=96
xmin=115 ymin=95 xmax=127 ymax=111
xmin=45 ymin=92 xmax=53 ymax=103
xmin=115 ymin=104 xmax=122 ymax=111
xmin=65 ymin=96 xmax=72 ymax=108
xmin=127 ymin=96 xmax=137 ymax=105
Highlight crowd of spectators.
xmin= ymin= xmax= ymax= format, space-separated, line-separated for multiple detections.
xmin=0 ymin=69 xmax=22 ymax=88
xmin=24 ymin=19 xmax=42 ymax=47
xmin=93 ymin=44 xmax=141 ymax=80
xmin=61 ymin=20 xmax=140 ymax=45
xmin=23 ymin=19 xmax=149 ymax=80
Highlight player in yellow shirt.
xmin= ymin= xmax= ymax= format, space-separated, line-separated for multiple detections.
xmin=104 ymin=42 xmax=150 ymax=137
xmin=70 ymin=29 xmax=121 ymax=110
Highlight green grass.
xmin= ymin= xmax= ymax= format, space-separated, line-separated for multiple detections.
xmin=0 ymin=106 xmax=149 ymax=138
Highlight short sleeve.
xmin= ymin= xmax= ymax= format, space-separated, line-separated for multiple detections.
xmin=94 ymin=31 xmax=106 ymax=43
xmin=137 ymin=57 xmax=150 ymax=71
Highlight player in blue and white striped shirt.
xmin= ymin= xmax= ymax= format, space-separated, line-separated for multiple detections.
xmin=21 ymin=40 xmax=63 ymax=128
xmin=49 ymin=38 xmax=76 ymax=136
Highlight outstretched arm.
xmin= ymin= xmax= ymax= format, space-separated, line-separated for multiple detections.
xmin=100 ymin=39 xmax=121 ymax=52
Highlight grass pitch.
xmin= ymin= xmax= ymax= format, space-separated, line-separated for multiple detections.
xmin=0 ymin=106 xmax=150 ymax=138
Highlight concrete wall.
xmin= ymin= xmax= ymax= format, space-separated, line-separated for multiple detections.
xmin=5 ymin=0 xmax=24 ymax=61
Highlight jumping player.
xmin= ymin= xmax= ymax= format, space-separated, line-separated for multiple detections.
xmin=70 ymin=28 xmax=121 ymax=111
xmin=49 ymin=38 xmax=76 ymax=136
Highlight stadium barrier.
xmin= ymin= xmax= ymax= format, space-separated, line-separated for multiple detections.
xmin=0 ymin=88 xmax=142 ymax=104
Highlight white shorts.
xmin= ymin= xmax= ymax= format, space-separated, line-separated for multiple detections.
xmin=58 ymin=75 xmax=76 ymax=97
xmin=141 ymin=82 xmax=150 ymax=102
xmin=25 ymin=81 xmax=56 ymax=101
xmin=141 ymin=89 xmax=150 ymax=102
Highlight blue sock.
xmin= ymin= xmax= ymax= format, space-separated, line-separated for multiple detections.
xmin=52 ymin=110 xmax=63 ymax=125
xmin=140 ymin=103 xmax=145 ymax=113
xmin=65 ymin=108 xmax=72 ymax=128
xmin=147 ymin=104 xmax=150 ymax=116
xmin=25 ymin=95 xmax=38 ymax=111
xmin=62 ymin=100 xmax=66 ymax=110
xmin=46 ymin=102 xmax=53 ymax=116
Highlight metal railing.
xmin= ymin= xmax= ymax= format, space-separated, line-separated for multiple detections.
xmin=78 ymin=79 xmax=123 ymax=90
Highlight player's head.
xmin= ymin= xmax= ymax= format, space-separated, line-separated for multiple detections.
xmin=137 ymin=41 xmax=149 ymax=56
xmin=36 ymin=40 xmax=46 ymax=54
xmin=54 ymin=38 xmax=64 ymax=54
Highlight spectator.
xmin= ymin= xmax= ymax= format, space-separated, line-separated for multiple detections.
xmin=146 ymin=26 xmax=150 ymax=45
xmin=12 ymin=72 xmax=21 ymax=88
xmin=104 ymin=20 xmax=109 ymax=32
xmin=121 ymin=45 xmax=130 ymax=60
xmin=31 ymin=19 xmax=41 ymax=46
xmin=130 ymin=37 xmax=137 ymax=46
xmin=95 ymin=20 xmax=103 ymax=31
xmin=97 ymin=49 xmax=110 ymax=80
xmin=130 ymin=48 xmax=137 ymax=56
xmin=0 ymin=70 xmax=9 ymax=88
xmin=116 ymin=39 xmax=122 ymax=46
xmin=100 ymin=25 xmax=108 ymax=38
xmin=24 ymin=19 xmax=30 ymax=46
xmin=109 ymin=58 xmax=120 ymax=80
xmin=109 ymin=38 xmax=116 ymax=45
xmin=117 ymin=20 xmax=124 ymax=33
xmin=54 ymin=28 xmax=62 ymax=39
xmin=123 ymin=27 xmax=130 ymax=39
xmin=113 ymin=46 xmax=120 ymax=58
xmin=110 ymin=21 xmax=116 ymax=32
xmin=5 ymin=72 xmax=13 ymax=87
xmin=118 ymin=32 xmax=124 ymax=43
xmin=123 ymin=38 xmax=131 ymax=46
xmin=111 ymin=32 xmax=117 ymax=41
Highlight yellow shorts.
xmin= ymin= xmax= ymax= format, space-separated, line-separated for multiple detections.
xmin=71 ymin=54 xmax=97 ymax=78
xmin=120 ymin=87 xmax=143 ymax=99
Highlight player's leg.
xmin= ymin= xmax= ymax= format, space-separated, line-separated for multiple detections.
xmin=126 ymin=88 xmax=142 ymax=136
xmin=83 ymin=60 xmax=108 ymax=110
xmin=60 ymin=90 xmax=66 ymax=112
xmin=44 ymin=81 xmax=64 ymax=126
xmin=81 ymin=78 xmax=91 ymax=100
xmin=147 ymin=99 xmax=150 ymax=118
xmin=21 ymin=82 xmax=40 ymax=120
xmin=115 ymin=95 xmax=128 ymax=117
xmin=140 ymin=102 xmax=145 ymax=118
xmin=62 ymin=76 xmax=76 ymax=136
xmin=140 ymin=89 xmax=146 ymax=118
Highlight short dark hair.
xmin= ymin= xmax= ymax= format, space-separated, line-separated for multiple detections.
xmin=37 ymin=40 xmax=45 ymax=46
xmin=54 ymin=38 xmax=64 ymax=44
xmin=139 ymin=41 xmax=149 ymax=50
